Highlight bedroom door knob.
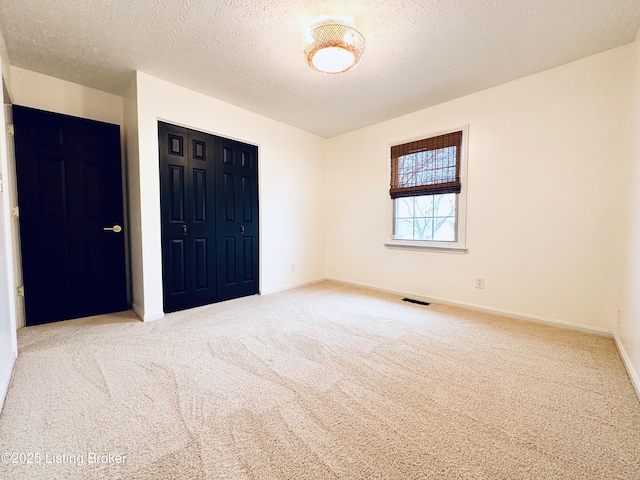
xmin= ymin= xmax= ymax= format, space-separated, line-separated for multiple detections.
xmin=103 ymin=224 xmax=122 ymax=233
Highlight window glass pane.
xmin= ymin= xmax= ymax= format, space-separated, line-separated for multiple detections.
xmin=413 ymin=217 xmax=433 ymax=240
xmin=414 ymin=195 xmax=433 ymax=217
xmin=433 ymin=217 xmax=456 ymax=241
xmin=395 ymin=218 xmax=414 ymax=239
xmin=434 ymin=193 xmax=456 ymax=216
xmin=394 ymin=194 xmax=457 ymax=243
xmin=395 ymin=197 xmax=414 ymax=218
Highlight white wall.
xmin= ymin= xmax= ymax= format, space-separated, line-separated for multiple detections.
xmin=326 ymin=45 xmax=632 ymax=332
xmin=130 ymin=72 xmax=326 ymax=320
xmin=618 ymin=29 xmax=640 ymax=395
xmin=123 ymin=74 xmax=144 ymax=319
xmin=9 ymin=67 xmax=123 ymax=126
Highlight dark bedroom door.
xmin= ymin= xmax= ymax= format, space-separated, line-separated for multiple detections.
xmin=158 ymin=122 xmax=259 ymax=312
xmin=13 ymin=106 xmax=127 ymax=326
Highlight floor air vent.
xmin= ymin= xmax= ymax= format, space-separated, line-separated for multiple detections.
xmin=402 ymin=298 xmax=430 ymax=306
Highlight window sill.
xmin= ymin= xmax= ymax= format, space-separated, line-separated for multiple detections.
xmin=384 ymin=240 xmax=467 ymax=254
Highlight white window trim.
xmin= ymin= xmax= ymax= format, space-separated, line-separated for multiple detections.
xmin=384 ymin=124 xmax=469 ymax=253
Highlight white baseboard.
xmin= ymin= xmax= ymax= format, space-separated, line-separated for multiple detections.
xmin=0 ymin=350 xmax=17 ymax=416
xmin=131 ymin=303 xmax=164 ymax=322
xmin=260 ymin=277 xmax=326 ymax=296
xmin=131 ymin=302 xmax=144 ymax=320
xmin=328 ymin=277 xmax=613 ymax=337
xmin=613 ymin=334 xmax=640 ymax=402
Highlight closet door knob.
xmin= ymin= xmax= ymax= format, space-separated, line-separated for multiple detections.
xmin=103 ymin=225 xmax=122 ymax=233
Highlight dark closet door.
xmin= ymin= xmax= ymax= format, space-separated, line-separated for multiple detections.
xmin=13 ymin=106 xmax=127 ymax=325
xmin=215 ymin=137 xmax=259 ymax=301
xmin=159 ymin=122 xmax=217 ymax=312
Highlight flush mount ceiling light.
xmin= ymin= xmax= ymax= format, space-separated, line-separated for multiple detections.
xmin=302 ymin=18 xmax=366 ymax=74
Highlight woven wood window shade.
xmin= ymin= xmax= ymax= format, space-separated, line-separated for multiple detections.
xmin=390 ymin=131 xmax=462 ymax=199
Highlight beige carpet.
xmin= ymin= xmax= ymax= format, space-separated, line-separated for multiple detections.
xmin=0 ymin=281 xmax=639 ymax=479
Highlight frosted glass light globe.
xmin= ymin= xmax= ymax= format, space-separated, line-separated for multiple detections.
xmin=311 ymin=47 xmax=355 ymax=73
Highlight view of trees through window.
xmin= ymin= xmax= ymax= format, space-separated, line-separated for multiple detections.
xmin=394 ymin=193 xmax=456 ymax=241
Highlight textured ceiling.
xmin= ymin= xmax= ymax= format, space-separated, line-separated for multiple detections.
xmin=1 ymin=0 xmax=639 ymax=138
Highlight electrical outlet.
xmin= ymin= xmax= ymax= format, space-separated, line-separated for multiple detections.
xmin=290 ymin=263 xmax=296 ymax=272
xmin=475 ymin=277 xmax=485 ymax=289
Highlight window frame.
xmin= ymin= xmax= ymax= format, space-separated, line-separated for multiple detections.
xmin=385 ymin=125 xmax=469 ymax=253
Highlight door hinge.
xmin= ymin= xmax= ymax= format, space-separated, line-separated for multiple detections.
xmin=11 ymin=206 xmax=19 ymax=217
xmin=17 ymin=286 xmax=24 ymax=297
xmin=6 ymin=123 xmax=14 ymax=136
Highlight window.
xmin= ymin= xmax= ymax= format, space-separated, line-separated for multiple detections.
xmin=387 ymin=127 xmax=468 ymax=251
